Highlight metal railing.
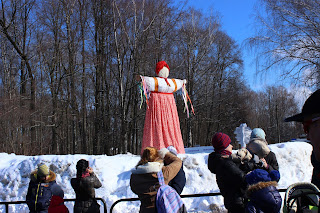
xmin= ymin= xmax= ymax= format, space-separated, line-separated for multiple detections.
xmin=0 ymin=198 xmax=107 ymax=213
xmin=0 ymin=189 xmax=288 ymax=213
xmin=109 ymin=189 xmax=287 ymax=213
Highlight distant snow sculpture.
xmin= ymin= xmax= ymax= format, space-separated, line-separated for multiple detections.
xmin=234 ymin=123 xmax=252 ymax=148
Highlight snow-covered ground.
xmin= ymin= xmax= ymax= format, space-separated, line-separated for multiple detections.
xmin=0 ymin=140 xmax=314 ymax=212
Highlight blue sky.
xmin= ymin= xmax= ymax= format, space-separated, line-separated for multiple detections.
xmin=187 ymin=0 xmax=285 ymax=91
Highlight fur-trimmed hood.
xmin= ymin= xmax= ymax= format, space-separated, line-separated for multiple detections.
xmin=247 ymin=181 xmax=278 ymax=196
xmin=247 ymin=138 xmax=270 ymax=158
xmin=131 ymin=162 xmax=164 ymax=174
xmin=30 ymin=170 xmax=56 ymax=183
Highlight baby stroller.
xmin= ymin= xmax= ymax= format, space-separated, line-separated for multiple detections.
xmin=284 ymin=182 xmax=320 ymax=213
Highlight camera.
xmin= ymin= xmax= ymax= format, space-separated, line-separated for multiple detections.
xmin=257 ymin=159 xmax=264 ymax=167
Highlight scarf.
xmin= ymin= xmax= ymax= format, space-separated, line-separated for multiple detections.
xmin=81 ymin=171 xmax=90 ymax=178
xmin=216 ymin=149 xmax=232 ymax=156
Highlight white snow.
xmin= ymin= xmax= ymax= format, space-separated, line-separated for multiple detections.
xmin=0 ymin=141 xmax=314 ymax=212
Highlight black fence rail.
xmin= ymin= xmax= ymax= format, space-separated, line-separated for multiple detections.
xmin=0 ymin=189 xmax=288 ymax=213
xmin=0 ymin=198 xmax=107 ymax=213
xmin=109 ymin=189 xmax=287 ymax=213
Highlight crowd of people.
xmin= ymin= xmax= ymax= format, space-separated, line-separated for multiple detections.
xmin=25 ymin=89 xmax=320 ymax=213
xmin=26 ymin=159 xmax=102 ymax=213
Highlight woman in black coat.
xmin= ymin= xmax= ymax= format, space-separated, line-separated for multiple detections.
xmin=71 ymin=159 xmax=102 ymax=213
xmin=208 ymin=133 xmax=247 ymax=213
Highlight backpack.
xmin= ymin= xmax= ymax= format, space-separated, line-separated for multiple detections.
xmin=284 ymin=182 xmax=320 ymax=213
xmin=27 ymin=180 xmax=54 ymax=212
xmin=156 ymin=170 xmax=185 ymax=213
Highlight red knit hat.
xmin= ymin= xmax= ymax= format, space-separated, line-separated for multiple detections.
xmin=156 ymin=61 xmax=170 ymax=75
xmin=211 ymin=132 xmax=231 ymax=151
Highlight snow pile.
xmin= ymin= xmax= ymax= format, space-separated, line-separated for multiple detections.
xmin=0 ymin=141 xmax=314 ymax=212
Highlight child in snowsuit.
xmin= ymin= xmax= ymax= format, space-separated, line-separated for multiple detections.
xmin=48 ymin=184 xmax=69 ymax=213
xmin=245 ymin=169 xmax=282 ymax=213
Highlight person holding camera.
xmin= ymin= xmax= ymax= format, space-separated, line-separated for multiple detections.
xmin=71 ymin=159 xmax=102 ymax=213
xmin=246 ymin=128 xmax=279 ymax=172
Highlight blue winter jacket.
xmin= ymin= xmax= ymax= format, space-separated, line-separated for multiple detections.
xmin=26 ymin=170 xmax=57 ymax=213
xmin=246 ymin=182 xmax=282 ymax=213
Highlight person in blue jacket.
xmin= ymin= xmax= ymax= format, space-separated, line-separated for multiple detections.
xmin=245 ymin=169 xmax=282 ymax=213
xmin=26 ymin=163 xmax=58 ymax=213
xmin=166 ymin=145 xmax=186 ymax=194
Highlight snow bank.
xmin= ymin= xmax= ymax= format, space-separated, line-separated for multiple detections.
xmin=0 ymin=141 xmax=313 ymax=212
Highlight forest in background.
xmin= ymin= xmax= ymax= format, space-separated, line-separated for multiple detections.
xmin=0 ymin=0 xmax=308 ymax=156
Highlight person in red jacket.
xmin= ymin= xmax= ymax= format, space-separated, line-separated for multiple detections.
xmin=48 ymin=184 xmax=69 ymax=213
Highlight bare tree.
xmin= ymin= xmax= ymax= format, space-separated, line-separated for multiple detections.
xmin=0 ymin=0 xmax=37 ymax=154
xmin=0 ymin=0 xmax=304 ymax=156
xmin=246 ymin=85 xmax=302 ymax=143
xmin=175 ymin=8 xmax=219 ymax=146
xmin=250 ymin=0 xmax=320 ymax=88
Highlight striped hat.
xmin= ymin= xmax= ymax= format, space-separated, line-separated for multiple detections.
xmin=37 ymin=163 xmax=49 ymax=177
xmin=211 ymin=132 xmax=231 ymax=151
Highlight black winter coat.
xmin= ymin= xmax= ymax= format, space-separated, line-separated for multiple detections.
xmin=246 ymin=182 xmax=282 ymax=213
xmin=71 ymin=173 xmax=102 ymax=213
xmin=208 ymin=152 xmax=247 ymax=212
xmin=168 ymin=163 xmax=186 ymax=195
xmin=311 ymin=151 xmax=320 ymax=189
xmin=264 ymin=151 xmax=279 ymax=172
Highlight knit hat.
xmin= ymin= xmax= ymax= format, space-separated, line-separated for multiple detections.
xmin=250 ymin=128 xmax=266 ymax=140
xmin=270 ymin=170 xmax=281 ymax=182
xmin=246 ymin=169 xmax=280 ymax=185
xmin=156 ymin=61 xmax=170 ymax=77
xmin=211 ymin=132 xmax=231 ymax=151
xmin=285 ymin=89 xmax=320 ymax=122
xmin=37 ymin=163 xmax=49 ymax=177
xmin=167 ymin=145 xmax=178 ymax=156
xmin=51 ymin=184 xmax=64 ymax=198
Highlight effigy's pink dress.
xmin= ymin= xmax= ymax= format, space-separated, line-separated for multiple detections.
xmin=141 ymin=92 xmax=185 ymax=154
xmin=140 ymin=77 xmax=186 ymax=154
